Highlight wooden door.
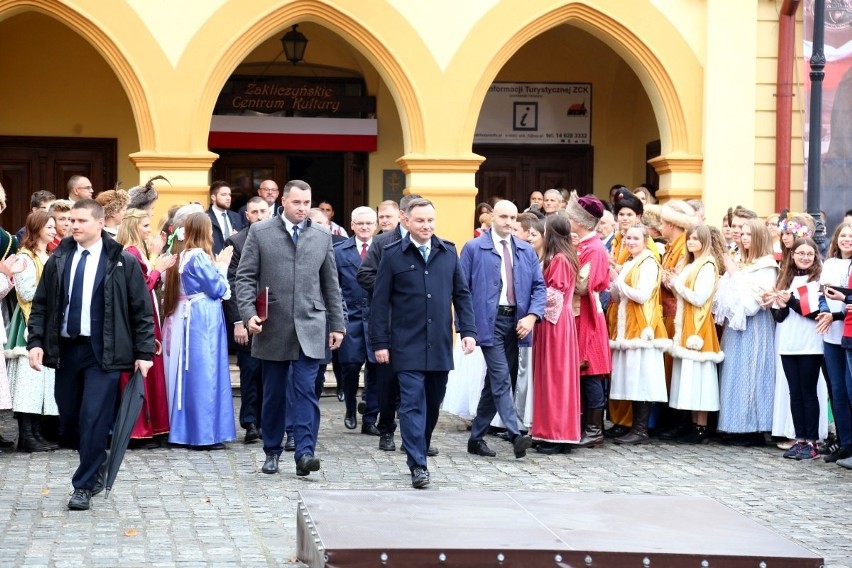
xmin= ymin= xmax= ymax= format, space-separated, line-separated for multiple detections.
xmin=474 ymin=145 xmax=594 ymax=207
xmin=212 ymin=150 xmax=367 ymax=228
xmin=0 ymin=136 xmax=116 ymax=231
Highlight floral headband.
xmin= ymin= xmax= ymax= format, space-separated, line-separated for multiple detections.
xmin=778 ymin=218 xmax=813 ymax=239
xmin=165 ymin=227 xmax=185 ymax=251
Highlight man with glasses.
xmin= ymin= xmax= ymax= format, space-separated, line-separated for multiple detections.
xmin=334 ymin=207 xmax=381 ymax=435
xmin=239 ymin=179 xmax=280 ymax=220
xmin=66 ymin=176 xmax=94 ymax=203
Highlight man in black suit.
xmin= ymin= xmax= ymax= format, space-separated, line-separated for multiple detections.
xmin=224 ymin=196 xmax=271 ymax=444
xmin=27 ymin=199 xmax=154 ymax=511
xmin=357 ymin=194 xmax=419 ymax=452
xmin=370 ymin=198 xmax=477 ymax=489
xmin=207 ymin=180 xmax=244 ymax=254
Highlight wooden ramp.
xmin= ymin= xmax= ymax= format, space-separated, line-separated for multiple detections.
xmin=296 ymin=490 xmax=822 ymax=568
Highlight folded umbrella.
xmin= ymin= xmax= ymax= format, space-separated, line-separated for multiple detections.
xmin=104 ymin=369 xmax=145 ymax=498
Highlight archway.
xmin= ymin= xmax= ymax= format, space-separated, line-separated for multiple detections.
xmin=0 ymin=7 xmax=142 ymax=229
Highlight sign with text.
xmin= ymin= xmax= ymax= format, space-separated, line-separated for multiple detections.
xmin=215 ymin=76 xmax=375 ymax=118
xmin=474 ymin=82 xmax=591 ymax=145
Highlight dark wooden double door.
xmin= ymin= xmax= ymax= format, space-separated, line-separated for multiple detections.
xmin=0 ymin=136 xmax=117 ymax=231
xmin=211 ymin=150 xmax=367 ymax=228
xmin=474 ymin=145 xmax=593 ymax=206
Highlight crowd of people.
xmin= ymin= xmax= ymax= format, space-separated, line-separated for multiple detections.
xmin=1 ymin=174 xmax=851 ymax=505
xmin=444 ymin=184 xmax=852 ymax=473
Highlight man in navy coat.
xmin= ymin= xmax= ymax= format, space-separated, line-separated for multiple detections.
xmin=460 ymin=200 xmax=545 ymax=459
xmin=334 ymin=206 xmax=380 ymax=434
xmin=371 ymin=198 xmax=477 ymax=489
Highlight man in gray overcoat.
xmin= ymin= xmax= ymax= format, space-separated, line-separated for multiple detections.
xmin=235 ymin=179 xmax=345 ymax=477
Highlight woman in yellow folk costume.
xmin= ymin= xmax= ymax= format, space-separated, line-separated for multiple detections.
xmin=608 ymin=223 xmax=671 ymax=444
xmin=605 ymin=191 xmax=660 ymax=438
xmin=665 ymin=224 xmax=725 ymax=444
xmin=656 ymin=200 xmax=698 ymax=440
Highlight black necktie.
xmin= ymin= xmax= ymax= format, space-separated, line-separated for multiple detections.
xmin=67 ymin=250 xmax=90 ymax=337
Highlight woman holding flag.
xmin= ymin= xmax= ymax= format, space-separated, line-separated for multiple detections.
xmin=766 ymin=237 xmax=824 ymax=460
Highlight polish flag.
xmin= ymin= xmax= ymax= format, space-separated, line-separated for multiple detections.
xmin=797 ymin=282 xmax=820 ymax=316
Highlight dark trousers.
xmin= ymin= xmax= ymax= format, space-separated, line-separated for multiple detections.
xmin=261 ymin=352 xmax=320 ymax=461
xmin=827 ymin=343 xmax=852 ymax=448
xmin=376 ymin=362 xmax=399 ymax=435
xmin=237 ymin=350 xmax=263 ymax=429
xmin=781 ymin=354 xmax=823 ymax=441
xmin=54 ymin=342 xmax=120 ymax=491
xmin=342 ymin=361 xmax=379 ymax=423
xmin=397 ymin=370 xmax=447 ymax=470
xmin=581 ymin=375 xmax=607 ymax=410
xmin=471 ymin=312 xmax=520 ymax=441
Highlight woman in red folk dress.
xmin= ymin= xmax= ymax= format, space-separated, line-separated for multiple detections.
xmin=115 ymin=208 xmax=176 ymax=445
xmin=533 ymin=214 xmax=582 ymax=454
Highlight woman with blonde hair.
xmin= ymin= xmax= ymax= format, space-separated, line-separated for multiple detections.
xmin=161 ymin=212 xmax=235 ymax=449
xmin=715 ymin=218 xmax=778 ymax=446
xmin=115 ymin=208 xmax=176 ymax=445
xmin=665 ymin=224 xmax=723 ymax=444
xmin=609 ymin=223 xmax=671 ymax=445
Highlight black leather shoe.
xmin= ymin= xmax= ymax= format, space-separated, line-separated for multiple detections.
xmin=344 ymin=413 xmax=357 ymax=430
xmin=512 ymin=434 xmax=533 ymax=458
xmin=604 ymin=424 xmax=630 ymax=438
xmin=658 ymin=424 xmax=689 ymax=441
xmin=411 ymin=467 xmax=430 ymax=489
xmin=337 ymin=387 xmax=345 ymax=402
xmin=244 ymin=424 xmax=260 ymax=444
xmin=535 ymin=442 xmax=564 ymax=455
xmin=467 ymin=439 xmax=497 ymax=457
xmin=68 ymin=488 xmax=92 ymax=511
xmin=427 ymin=446 xmax=439 ymax=457
xmin=379 ymin=433 xmax=396 ymax=451
xmin=361 ymin=422 xmax=380 ymax=436
xmin=261 ymin=453 xmax=279 ymax=474
xmin=284 ymin=433 xmax=295 ymax=452
xmin=0 ymin=434 xmax=16 ymax=448
xmin=296 ymin=454 xmax=321 ymax=477
xmin=357 ymin=401 xmax=367 ymax=414
xmin=495 ymin=431 xmax=511 ymax=442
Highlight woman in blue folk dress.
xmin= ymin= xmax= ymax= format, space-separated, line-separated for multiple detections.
xmin=161 ymin=212 xmax=236 ymax=449
xmin=714 ymin=218 xmax=778 ymax=446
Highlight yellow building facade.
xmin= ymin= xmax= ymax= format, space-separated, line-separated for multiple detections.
xmin=0 ymin=0 xmax=805 ymax=246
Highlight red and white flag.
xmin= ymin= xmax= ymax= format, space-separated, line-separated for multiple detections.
xmin=797 ymin=281 xmax=820 ymax=316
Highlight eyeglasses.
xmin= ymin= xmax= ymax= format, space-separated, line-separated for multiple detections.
xmin=794 ymin=251 xmax=816 ymax=258
xmin=353 ymin=221 xmax=376 ymax=227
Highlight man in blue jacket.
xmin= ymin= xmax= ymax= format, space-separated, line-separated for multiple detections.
xmin=371 ymin=198 xmax=477 ymax=489
xmin=460 ymin=200 xmax=545 ymax=459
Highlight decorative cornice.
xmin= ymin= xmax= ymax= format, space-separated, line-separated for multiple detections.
xmin=396 ymin=153 xmax=485 ymax=174
xmin=129 ymin=152 xmax=219 ymax=171
xmin=647 ymin=154 xmax=703 ymax=175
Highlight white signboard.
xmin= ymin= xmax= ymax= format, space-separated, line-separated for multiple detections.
xmin=474 ymin=82 xmax=591 ymax=145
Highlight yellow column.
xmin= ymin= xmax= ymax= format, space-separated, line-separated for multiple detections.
xmin=396 ymin=154 xmax=484 ymax=249
xmin=129 ymin=152 xmax=218 ymax=224
xmin=648 ymin=153 xmax=704 ymax=203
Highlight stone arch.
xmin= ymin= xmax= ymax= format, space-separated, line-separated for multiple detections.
xmin=0 ymin=0 xmax=155 ymax=150
xmin=193 ymin=0 xmax=424 ymax=153
xmin=464 ymin=3 xmax=697 ymax=156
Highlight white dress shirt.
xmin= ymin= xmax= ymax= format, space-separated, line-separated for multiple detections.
xmin=491 ymin=230 xmax=514 ymax=306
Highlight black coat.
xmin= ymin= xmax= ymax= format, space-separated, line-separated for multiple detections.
xmin=27 ymin=233 xmax=155 ymax=370
xmin=208 ymin=208 xmax=245 ymax=254
xmin=370 ymin=235 xmax=477 ymax=372
xmin=224 ymin=227 xmax=250 ymax=352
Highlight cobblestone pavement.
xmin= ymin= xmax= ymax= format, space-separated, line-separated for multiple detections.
xmin=0 ymin=395 xmax=850 ymax=567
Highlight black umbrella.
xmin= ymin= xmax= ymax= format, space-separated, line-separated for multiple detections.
xmin=104 ymin=369 xmax=145 ymax=498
